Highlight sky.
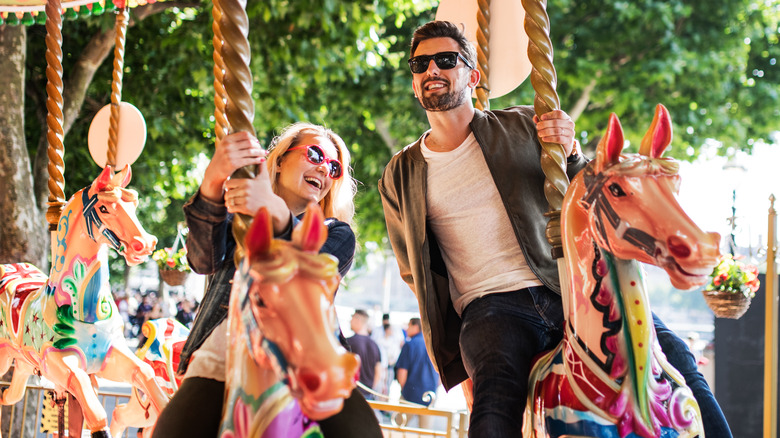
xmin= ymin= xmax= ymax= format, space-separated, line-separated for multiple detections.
xmin=676 ymin=137 xmax=780 ymax=269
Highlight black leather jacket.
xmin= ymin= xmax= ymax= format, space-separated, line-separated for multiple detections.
xmin=378 ymin=106 xmax=587 ymax=390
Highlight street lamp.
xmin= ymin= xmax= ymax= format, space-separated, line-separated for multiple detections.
xmin=723 ymin=158 xmax=747 ymax=255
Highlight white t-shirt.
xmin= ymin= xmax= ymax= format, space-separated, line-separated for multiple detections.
xmin=421 ymin=132 xmax=542 ymax=314
xmin=184 ymin=319 xmax=227 ymax=381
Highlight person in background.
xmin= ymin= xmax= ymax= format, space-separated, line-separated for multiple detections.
xmin=371 ymin=312 xmax=405 ymax=396
xmin=346 ymin=309 xmax=383 ymax=400
xmin=153 ymin=123 xmax=381 ymax=438
xmin=396 ymin=317 xmax=440 ymax=428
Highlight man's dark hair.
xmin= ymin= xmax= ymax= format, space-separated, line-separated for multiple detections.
xmin=410 ymin=20 xmax=477 ymax=69
xmin=409 ymin=317 xmax=422 ymax=328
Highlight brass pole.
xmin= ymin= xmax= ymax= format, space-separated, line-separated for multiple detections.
xmin=215 ymin=0 xmax=256 ymax=263
xmin=107 ymin=7 xmax=129 ymax=168
xmin=45 ymin=0 xmax=65 ymax=232
xmin=212 ymin=0 xmax=230 ymax=142
xmin=521 ymin=0 xmax=572 ymax=316
xmin=475 ymin=0 xmax=490 ymax=111
xmin=521 ymin=0 xmax=569 ymax=260
xmin=764 ymin=194 xmax=778 ymax=438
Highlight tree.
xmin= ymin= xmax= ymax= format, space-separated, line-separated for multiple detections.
xmin=0 ymin=0 xmax=777 ymax=271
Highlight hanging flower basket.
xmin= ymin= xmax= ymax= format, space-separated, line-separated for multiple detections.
xmin=152 ymin=230 xmax=191 ymax=287
xmin=702 ymin=288 xmax=752 ymax=319
xmin=702 ymin=254 xmax=760 ymax=319
xmin=159 ymin=269 xmax=189 ymax=287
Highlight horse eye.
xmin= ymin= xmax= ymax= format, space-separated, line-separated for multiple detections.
xmin=608 ymin=183 xmax=626 ymax=197
xmin=252 ymin=293 xmax=266 ymax=308
xmin=99 ymin=205 xmax=109 ymax=214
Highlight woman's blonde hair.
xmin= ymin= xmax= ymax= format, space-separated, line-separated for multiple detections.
xmin=265 ymin=122 xmax=356 ymax=227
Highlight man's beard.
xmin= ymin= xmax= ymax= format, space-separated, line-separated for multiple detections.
xmin=419 ymin=80 xmax=470 ymax=112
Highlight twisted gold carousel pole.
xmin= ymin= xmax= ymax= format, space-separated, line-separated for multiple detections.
xmin=45 ymin=0 xmax=65 ymax=234
xmin=212 ymin=0 xmax=230 ymax=142
xmin=215 ymin=0 xmax=256 ymax=263
xmin=474 ymin=0 xmax=490 ymax=111
xmin=521 ymin=0 xmax=571 ymax=313
xmin=765 ymin=195 xmax=778 ymax=438
xmin=44 ymin=3 xmax=68 ymax=436
xmin=107 ymin=7 xmax=130 ymax=168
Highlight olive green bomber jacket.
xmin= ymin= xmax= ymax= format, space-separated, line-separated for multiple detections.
xmin=377 ymin=106 xmax=588 ymax=391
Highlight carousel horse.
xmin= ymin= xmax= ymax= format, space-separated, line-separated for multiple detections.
xmin=220 ymin=204 xmax=360 ymax=438
xmin=523 ymin=104 xmax=720 ymax=438
xmin=111 ymin=317 xmax=190 ymax=438
xmin=0 ymin=165 xmax=169 ymax=438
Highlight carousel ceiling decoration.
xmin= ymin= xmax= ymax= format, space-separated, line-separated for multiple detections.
xmin=0 ymin=0 xmax=163 ymax=25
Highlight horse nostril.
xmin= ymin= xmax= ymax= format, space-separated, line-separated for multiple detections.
xmin=667 ymin=235 xmax=691 ymax=258
xmin=299 ymin=372 xmax=321 ymax=393
xmin=130 ymin=238 xmax=145 ymax=252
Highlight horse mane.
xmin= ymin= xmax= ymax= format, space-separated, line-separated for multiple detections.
xmin=592 ymin=153 xmax=679 ymax=178
xmin=248 ymin=240 xmax=339 ymax=285
xmin=94 ymin=185 xmax=138 ymax=204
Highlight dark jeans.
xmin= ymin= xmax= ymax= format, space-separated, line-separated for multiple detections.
xmin=653 ymin=314 xmax=733 ymax=438
xmin=152 ymin=377 xmax=382 ymax=438
xmin=459 ymin=288 xmax=732 ymax=437
xmin=460 ymin=287 xmax=565 ymax=437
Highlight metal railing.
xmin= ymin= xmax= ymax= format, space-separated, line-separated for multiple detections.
xmin=1 ymin=380 xmax=136 ymax=438
xmin=359 ymin=383 xmax=469 ymax=438
xmin=367 ymin=399 xmax=468 ymax=438
xmin=3 ymin=379 xmax=468 ymax=438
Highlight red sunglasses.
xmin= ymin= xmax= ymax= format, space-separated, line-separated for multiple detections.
xmin=286 ymin=144 xmax=343 ymax=179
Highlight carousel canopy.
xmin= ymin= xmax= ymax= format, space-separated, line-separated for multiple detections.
xmin=0 ymin=0 xmax=162 ymax=25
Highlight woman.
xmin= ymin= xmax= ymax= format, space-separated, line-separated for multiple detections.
xmin=152 ymin=122 xmax=381 ymax=437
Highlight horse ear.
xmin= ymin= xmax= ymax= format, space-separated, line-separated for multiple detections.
xmin=292 ymin=203 xmax=328 ymax=253
xmin=594 ymin=113 xmax=623 ymax=172
xmin=246 ymin=208 xmax=273 ymax=259
xmin=113 ymin=164 xmax=132 ymax=188
xmin=95 ymin=165 xmax=114 ymax=191
xmin=638 ymin=104 xmax=672 ymax=158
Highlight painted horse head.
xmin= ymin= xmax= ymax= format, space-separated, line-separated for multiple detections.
xmin=525 ymin=105 xmax=720 ymax=437
xmin=567 ymin=104 xmax=720 ymax=291
xmin=79 ymin=164 xmax=157 ymax=266
xmin=224 ymin=203 xmax=358 ymax=434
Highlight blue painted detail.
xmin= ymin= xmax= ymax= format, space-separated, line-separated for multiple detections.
xmin=81 ymin=190 xmax=121 ymax=251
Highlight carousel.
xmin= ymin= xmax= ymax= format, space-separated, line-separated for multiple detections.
xmin=0 ymin=0 xmax=777 ymax=437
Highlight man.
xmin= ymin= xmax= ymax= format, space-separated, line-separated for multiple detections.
xmin=396 ymin=317 xmax=440 ymax=429
xmin=346 ymin=309 xmax=383 ymax=399
xmin=396 ymin=318 xmax=440 ymax=406
xmin=371 ymin=313 xmax=405 ymax=395
xmin=378 ymin=20 xmax=731 ymax=437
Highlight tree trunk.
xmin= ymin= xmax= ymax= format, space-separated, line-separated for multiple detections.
xmin=0 ymin=25 xmax=46 ymax=267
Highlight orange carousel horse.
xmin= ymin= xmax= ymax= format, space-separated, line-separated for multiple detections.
xmin=523 ymin=105 xmax=720 ymax=437
xmin=219 ymin=204 xmax=359 ymax=438
xmin=0 ymin=165 xmax=168 ymax=438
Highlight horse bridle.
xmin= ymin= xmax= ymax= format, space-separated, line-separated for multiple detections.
xmin=82 ymin=189 xmax=123 ymax=252
xmin=581 ymin=168 xmax=658 ymax=258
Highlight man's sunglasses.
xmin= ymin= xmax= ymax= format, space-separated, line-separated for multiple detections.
xmin=287 ymin=144 xmax=343 ymax=179
xmin=407 ymin=51 xmax=475 ymax=74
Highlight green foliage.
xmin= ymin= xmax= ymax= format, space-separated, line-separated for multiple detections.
xmin=18 ymin=0 xmax=780 ymax=271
